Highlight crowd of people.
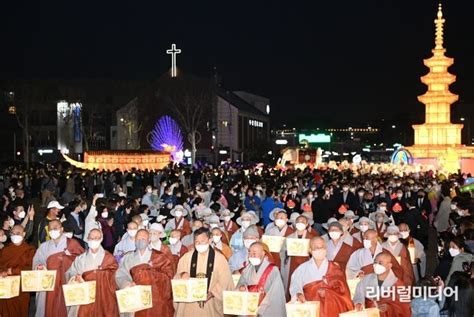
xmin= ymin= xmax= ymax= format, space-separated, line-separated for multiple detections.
xmin=0 ymin=161 xmax=473 ymax=317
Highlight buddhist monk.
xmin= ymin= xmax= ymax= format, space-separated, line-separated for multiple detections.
xmin=168 ymin=229 xmax=188 ymax=260
xmin=65 ymin=228 xmax=118 ymax=317
xmin=237 ymin=242 xmax=286 ymax=317
xmin=290 ymin=236 xmax=354 ymax=317
xmin=220 ymin=209 xmax=238 ymax=239
xmin=325 ymin=221 xmax=360 ymax=272
xmin=282 ymin=215 xmax=317 ymax=293
xmin=229 ymin=226 xmax=260 ymax=273
xmin=264 ymin=209 xmax=294 ymax=270
xmin=352 ymin=217 xmax=374 ymax=243
xmin=381 ymin=225 xmax=415 ymax=286
xmin=346 ymin=229 xmax=406 ymax=283
xmin=353 ymin=252 xmax=412 ymax=316
xmin=398 ymin=223 xmax=426 ymax=282
xmin=32 ymin=219 xmax=84 ymax=317
xmin=149 ymin=223 xmax=171 ymax=255
xmin=0 ymin=225 xmax=35 ymax=317
xmin=115 ymin=229 xmax=175 ymax=317
xmin=164 ymin=205 xmax=192 ymax=237
xmin=210 ymin=227 xmax=232 ymax=259
xmin=174 ymin=227 xmax=234 ymax=317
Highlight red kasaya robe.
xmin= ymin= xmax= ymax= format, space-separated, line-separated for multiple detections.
xmin=175 ymin=218 xmax=192 ymax=238
xmin=78 ymin=251 xmax=119 ymax=317
xmin=223 ymin=220 xmax=239 ymax=240
xmin=130 ymin=249 xmax=176 ymax=317
xmin=333 ymin=242 xmax=358 ymax=272
xmin=365 ymin=279 xmax=412 ymax=317
xmin=0 ymin=242 xmax=36 ymax=317
xmin=360 ymin=252 xmax=409 ymax=285
xmin=45 ymin=238 xmax=84 ymax=317
xmin=383 ymin=246 xmax=415 ymax=287
xmin=303 ymin=262 xmax=354 ymax=317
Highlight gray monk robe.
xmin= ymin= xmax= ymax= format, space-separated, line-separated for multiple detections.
xmin=237 ymin=257 xmax=286 ymax=317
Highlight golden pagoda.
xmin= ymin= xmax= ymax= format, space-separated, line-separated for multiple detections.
xmin=407 ymin=3 xmax=474 ymax=172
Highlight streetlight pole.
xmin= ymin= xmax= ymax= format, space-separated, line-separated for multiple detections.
xmin=460 ymin=117 xmax=470 ymax=145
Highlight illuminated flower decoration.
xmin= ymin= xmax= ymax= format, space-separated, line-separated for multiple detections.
xmin=149 ymin=116 xmax=184 ymax=162
xmin=392 ymin=203 xmax=403 ymax=213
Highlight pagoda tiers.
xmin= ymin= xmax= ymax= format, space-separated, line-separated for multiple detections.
xmin=407 ymin=4 xmax=474 ymax=173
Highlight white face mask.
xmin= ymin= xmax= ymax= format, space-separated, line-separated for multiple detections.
xmin=101 ymin=211 xmax=109 ymax=219
xmin=359 ymin=224 xmax=369 ymax=232
xmin=450 ymin=204 xmax=457 ymax=211
xmin=241 ymin=220 xmax=251 ymax=229
xmin=127 ymin=229 xmax=138 ymax=237
xmin=244 ymin=239 xmax=256 ymax=249
xmin=18 ymin=211 xmax=26 ymax=219
xmin=311 ymin=249 xmax=327 ymax=260
xmin=388 ymin=235 xmax=399 ymax=243
xmin=363 ymin=239 xmax=372 ymax=249
xmin=449 ymin=248 xmax=460 ymax=257
xmin=329 ymin=231 xmax=342 ymax=240
xmin=195 ymin=243 xmax=209 ymax=253
xmin=88 ymin=240 xmax=102 ymax=250
xmin=49 ymin=229 xmax=61 ymax=240
xmin=373 ymin=263 xmax=387 ymax=275
xmin=175 ymin=211 xmax=183 ymax=218
xmin=10 ymin=234 xmax=23 ymax=244
xmin=400 ymin=231 xmax=410 ymax=239
xmin=275 ymin=219 xmax=286 ymax=228
xmin=248 ymin=257 xmax=262 ymax=266
xmin=64 ymin=232 xmax=73 ymax=239
xmin=169 ymin=237 xmax=179 ymax=245
xmin=212 ymin=235 xmax=222 ymax=244
xmin=379 ymin=206 xmax=387 ymax=212
xmin=295 ymin=223 xmax=307 ymax=232
xmin=224 ymin=216 xmax=231 ymax=222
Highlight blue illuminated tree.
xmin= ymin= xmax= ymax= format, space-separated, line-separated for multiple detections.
xmin=149 ymin=115 xmax=184 ymax=161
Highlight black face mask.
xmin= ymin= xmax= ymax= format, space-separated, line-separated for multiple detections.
xmin=418 ymin=195 xmax=424 ymax=199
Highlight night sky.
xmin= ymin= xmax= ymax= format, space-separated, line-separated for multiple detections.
xmin=1 ymin=0 xmax=473 ymax=125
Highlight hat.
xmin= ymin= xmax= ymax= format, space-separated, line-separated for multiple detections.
xmin=269 ymin=208 xmax=286 ymax=221
xmin=354 ymin=217 xmax=375 ymax=230
xmin=322 ymin=217 xmax=338 ymax=230
xmin=171 ymin=205 xmax=188 ymax=217
xmin=207 ymin=214 xmax=220 ymax=225
xmin=369 ymin=211 xmax=390 ymax=223
xmin=384 ymin=225 xmax=400 ymax=238
xmin=219 ymin=209 xmax=235 ymax=220
xmin=149 ymin=223 xmax=166 ymax=238
xmin=236 ymin=211 xmax=258 ymax=226
xmin=289 ymin=212 xmax=300 ymax=224
xmin=47 ymin=201 xmax=64 ymax=210
xmin=328 ymin=221 xmax=343 ymax=231
xmin=243 ymin=225 xmax=260 ymax=239
xmin=156 ymin=215 xmax=167 ymax=222
xmin=343 ymin=210 xmax=359 ymax=221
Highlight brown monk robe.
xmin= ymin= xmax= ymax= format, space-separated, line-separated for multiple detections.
xmin=222 ymin=219 xmax=239 ymax=239
xmin=382 ymin=245 xmax=415 ymax=287
xmin=332 ymin=241 xmax=359 ymax=272
xmin=303 ymin=262 xmax=354 ymax=316
xmin=0 ymin=226 xmax=35 ymax=317
xmin=78 ymin=252 xmax=119 ymax=316
xmin=284 ymin=217 xmax=318 ymax=295
xmin=45 ymin=238 xmax=84 ymax=317
xmin=130 ymin=249 xmax=176 ymax=317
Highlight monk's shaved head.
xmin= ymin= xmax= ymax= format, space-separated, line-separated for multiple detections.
xmin=136 ymin=229 xmax=149 ymax=241
xmin=11 ymin=224 xmax=25 ymax=234
xmin=398 ymin=223 xmax=409 ymax=232
xmin=248 ymin=241 xmax=265 ymax=259
xmin=310 ymin=236 xmax=326 ymax=251
xmin=364 ymin=229 xmax=378 ymax=241
xmin=374 ymin=251 xmax=393 ymax=271
xmin=88 ymin=228 xmax=103 ymax=240
xmin=48 ymin=219 xmax=63 ymax=230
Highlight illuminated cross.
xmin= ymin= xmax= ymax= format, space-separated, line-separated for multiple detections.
xmin=166 ymin=43 xmax=181 ymax=77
